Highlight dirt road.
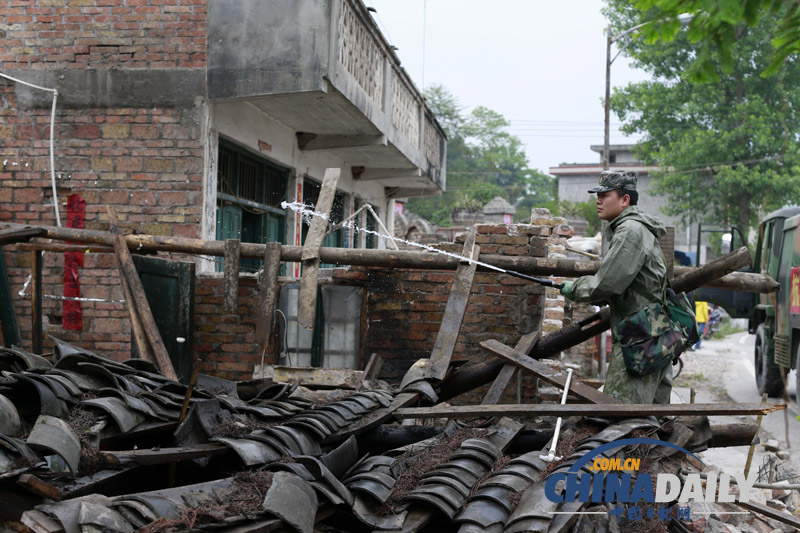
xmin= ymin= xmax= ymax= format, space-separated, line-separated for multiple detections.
xmin=673 ymin=331 xmax=800 ymax=482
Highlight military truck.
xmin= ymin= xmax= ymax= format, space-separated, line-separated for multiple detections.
xmin=695 ymin=206 xmax=800 ymax=397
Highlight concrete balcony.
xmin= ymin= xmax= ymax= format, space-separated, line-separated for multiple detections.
xmin=208 ymin=0 xmax=446 ymax=197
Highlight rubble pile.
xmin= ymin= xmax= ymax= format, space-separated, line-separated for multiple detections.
xmin=0 ymin=339 xmax=796 ymax=533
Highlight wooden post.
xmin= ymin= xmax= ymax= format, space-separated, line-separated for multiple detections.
xmin=426 ymin=227 xmax=479 ymax=381
xmin=659 ymin=226 xmax=675 ymax=280
xmin=106 ymin=208 xmax=154 ymax=364
xmin=112 ymin=235 xmax=178 ymax=381
xmin=481 ymin=339 xmax=620 ymax=404
xmin=31 ymin=250 xmax=42 ymax=355
xmin=482 ymin=332 xmax=538 ymax=405
xmin=255 ymin=242 xmax=282 ymax=350
xmin=223 ymin=239 xmax=240 ymax=313
xmin=298 ymin=168 xmax=340 ymax=329
xmin=119 ymin=265 xmax=154 ymax=364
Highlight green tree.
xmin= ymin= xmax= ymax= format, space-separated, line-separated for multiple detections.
xmin=627 ymin=0 xmax=800 ymax=80
xmin=605 ymin=1 xmax=800 ymax=240
xmin=407 ymin=85 xmax=555 ymax=226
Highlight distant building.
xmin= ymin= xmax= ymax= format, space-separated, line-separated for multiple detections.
xmin=549 ymin=144 xmax=709 ymax=263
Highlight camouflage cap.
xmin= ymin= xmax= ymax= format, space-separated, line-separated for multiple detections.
xmin=588 ymin=170 xmax=638 ymax=193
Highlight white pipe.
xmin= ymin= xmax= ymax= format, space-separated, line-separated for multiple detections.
xmin=0 ymin=71 xmax=61 ymax=227
xmin=541 ymin=368 xmax=574 ymax=463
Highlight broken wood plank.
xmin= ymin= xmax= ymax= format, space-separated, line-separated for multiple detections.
xmin=427 ymin=227 xmax=479 ymax=381
xmin=0 ymin=226 xmax=46 ymax=245
xmin=101 ymin=443 xmax=227 ymax=467
xmin=255 ymin=242 xmax=282 ymax=349
xmin=481 ymin=339 xmax=620 ymax=404
xmin=107 ymin=207 xmax=155 ymax=365
xmin=119 ymin=264 xmax=154 ymax=364
xmin=482 ymin=332 xmax=538 ymax=405
xmin=395 ymin=402 xmax=785 ymax=419
xmin=17 ymin=473 xmax=62 ymax=501
xmin=362 ymin=353 xmax=383 ymax=381
xmin=737 ymin=500 xmax=800 ymax=530
xmin=323 ymin=391 xmax=420 ymax=444
xmin=112 ymin=234 xmax=178 ymax=381
xmin=223 ymin=238 xmax=241 ymax=313
xmin=298 ymin=168 xmax=341 ymax=329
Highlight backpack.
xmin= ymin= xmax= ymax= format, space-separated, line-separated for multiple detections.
xmin=615 ymin=287 xmax=700 ymax=377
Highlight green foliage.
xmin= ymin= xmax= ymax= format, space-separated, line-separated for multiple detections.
xmin=406 ymin=85 xmax=555 ymax=226
xmin=626 ymin=0 xmax=800 ymax=80
xmin=605 ymin=1 xmax=800 ymax=240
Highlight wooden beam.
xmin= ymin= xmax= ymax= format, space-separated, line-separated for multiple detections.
xmin=107 ymin=207 xmax=154 ymax=365
xmin=673 ymin=266 xmax=779 ymax=292
xmin=223 ymin=239 xmax=240 ymax=313
xmin=737 ymin=500 xmax=800 ymax=529
xmin=16 ymin=242 xmax=116 ymax=253
xmin=298 ymin=168 xmax=340 ymax=329
xmin=394 ymin=402 xmax=785 ymax=419
xmin=17 ymin=474 xmax=62 ymax=501
xmin=255 ymin=242 xmax=282 ymax=350
xmin=531 ymin=246 xmax=753 ymax=360
xmin=481 ymin=339 xmax=621 ymax=404
xmin=31 ymin=250 xmax=42 ymax=355
xmin=426 ymin=227 xmax=479 ymax=381
xmin=100 ymin=443 xmax=228 ymax=467
xmin=362 ymin=353 xmax=384 ymax=380
xmin=112 ymin=234 xmax=178 ymax=381
xmin=482 ymin=332 xmax=538 ymax=405
xmin=2 ymin=224 xmax=775 ymax=292
xmin=0 ymin=226 xmax=46 ymax=245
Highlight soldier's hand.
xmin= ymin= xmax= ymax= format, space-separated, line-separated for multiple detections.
xmin=560 ymin=281 xmax=574 ymax=300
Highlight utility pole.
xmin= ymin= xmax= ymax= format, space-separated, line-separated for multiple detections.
xmin=603 ymin=24 xmax=612 ymax=171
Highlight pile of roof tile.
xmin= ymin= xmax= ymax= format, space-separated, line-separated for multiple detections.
xmin=0 ymin=339 xmax=788 ymax=533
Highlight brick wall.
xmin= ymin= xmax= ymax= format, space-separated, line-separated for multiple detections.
xmin=367 ymin=223 xmax=549 ymax=384
xmin=186 ymin=219 xmax=560 ymax=385
xmin=0 ymin=0 xmax=206 ymax=70
xmin=1 ymin=0 xmax=207 ymax=356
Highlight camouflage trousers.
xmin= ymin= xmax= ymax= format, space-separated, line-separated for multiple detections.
xmin=604 ymin=342 xmax=673 ymax=404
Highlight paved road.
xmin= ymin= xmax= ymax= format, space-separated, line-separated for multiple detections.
xmin=674 ymin=332 xmax=800 ymax=480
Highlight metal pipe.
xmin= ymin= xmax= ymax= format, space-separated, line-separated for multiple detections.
xmin=540 ymin=368 xmax=574 ymax=463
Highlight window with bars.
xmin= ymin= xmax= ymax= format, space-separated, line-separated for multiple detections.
xmin=216 ymin=140 xmax=289 ymax=273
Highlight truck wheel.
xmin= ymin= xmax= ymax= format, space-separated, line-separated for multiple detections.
xmin=755 ymin=325 xmax=784 ymax=397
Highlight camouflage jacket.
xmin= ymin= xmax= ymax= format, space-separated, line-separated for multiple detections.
xmin=571 ymin=206 xmax=668 ymax=331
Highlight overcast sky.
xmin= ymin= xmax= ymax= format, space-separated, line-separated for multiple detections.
xmin=367 ymin=0 xmax=650 ymax=175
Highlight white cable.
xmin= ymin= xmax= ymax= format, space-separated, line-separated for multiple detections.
xmin=366 ymin=204 xmax=399 ymax=250
xmin=0 ymin=71 xmax=61 ymax=227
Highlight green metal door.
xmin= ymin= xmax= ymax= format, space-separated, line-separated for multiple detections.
xmin=133 ymin=255 xmax=196 ymax=383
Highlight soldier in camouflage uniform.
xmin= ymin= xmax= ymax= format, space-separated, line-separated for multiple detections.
xmin=560 ymin=170 xmax=672 ymax=404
